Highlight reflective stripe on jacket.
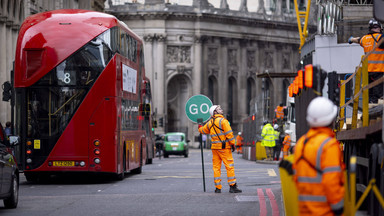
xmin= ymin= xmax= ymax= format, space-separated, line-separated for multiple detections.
xmin=293 ymin=127 xmax=345 ymax=216
xmin=360 ymin=33 xmax=384 ymax=72
xmin=261 ymin=123 xmax=275 ymax=147
xmin=198 ymin=114 xmax=235 ymax=150
xmin=275 ymin=106 xmax=284 ymax=119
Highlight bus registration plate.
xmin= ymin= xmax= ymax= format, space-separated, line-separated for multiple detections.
xmin=53 ymin=161 xmax=75 ymax=167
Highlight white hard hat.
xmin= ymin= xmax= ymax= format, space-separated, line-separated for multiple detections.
xmin=285 ymin=130 xmax=292 ymax=134
xmin=209 ymin=105 xmax=218 ymax=116
xmin=273 ymin=124 xmax=279 ymax=130
xmin=306 ymin=97 xmax=337 ymax=127
xmin=238 ymin=132 xmax=242 ymax=135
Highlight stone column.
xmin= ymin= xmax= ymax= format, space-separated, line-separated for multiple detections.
xmin=220 ymin=38 xmax=228 ymax=111
xmin=155 ymin=34 xmax=166 ymax=129
xmin=0 ymin=19 xmax=7 ymax=122
xmin=193 ymin=36 xmax=202 ymax=95
xmin=238 ymin=40 xmax=248 ymax=126
xmin=144 ymin=35 xmax=154 ymax=85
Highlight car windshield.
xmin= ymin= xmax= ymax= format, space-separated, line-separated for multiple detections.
xmin=167 ymin=135 xmax=183 ymax=142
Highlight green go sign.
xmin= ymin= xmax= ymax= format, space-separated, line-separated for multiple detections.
xmin=185 ymin=95 xmax=213 ymax=123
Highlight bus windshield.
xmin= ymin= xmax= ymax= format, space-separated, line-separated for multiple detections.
xmin=26 ymin=29 xmax=114 ymax=138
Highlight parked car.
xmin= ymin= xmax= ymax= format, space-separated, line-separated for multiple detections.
xmin=0 ymin=123 xmax=19 ymax=208
xmin=163 ymin=132 xmax=190 ymax=158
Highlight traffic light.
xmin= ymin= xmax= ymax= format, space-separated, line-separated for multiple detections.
xmin=145 ymin=103 xmax=151 ymax=117
xmin=2 ymin=81 xmax=12 ymax=102
xmin=153 ymin=120 xmax=158 ymax=128
xmin=304 ymin=64 xmax=313 ymax=88
xmin=297 ymin=69 xmax=304 ymax=89
xmin=159 ymin=117 xmax=164 ymax=127
xmin=328 ymin=71 xmax=340 ymax=105
xmin=304 ymin=64 xmax=327 ymax=93
xmin=288 ymin=83 xmax=293 ymax=97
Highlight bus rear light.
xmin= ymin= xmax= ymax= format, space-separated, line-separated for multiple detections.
xmin=80 ymin=161 xmax=86 ymax=167
xmin=94 ymin=149 xmax=100 ymax=155
xmin=27 ymin=141 xmax=32 ymax=146
xmin=26 ymin=158 xmax=32 ymax=164
xmin=94 ymin=158 xmax=101 ymax=164
xmin=26 ymin=149 xmax=32 ymax=155
xmin=94 ymin=140 xmax=100 ymax=146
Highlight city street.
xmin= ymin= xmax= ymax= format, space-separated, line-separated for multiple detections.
xmin=0 ymin=148 xmax=283 ymax=216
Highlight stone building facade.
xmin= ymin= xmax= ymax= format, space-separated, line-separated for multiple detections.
xmin=107 ymin=0 xmax=302 ymax=142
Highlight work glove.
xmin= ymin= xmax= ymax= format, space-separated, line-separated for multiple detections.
xmin=348 ymin=36 xmax=353 ymax=44
xmin=279 ymin=160 xmax=293 ymax=175
xmin=231 ymin=145 xmax=235 ymax=152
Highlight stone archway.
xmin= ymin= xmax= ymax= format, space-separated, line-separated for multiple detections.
xmin=166 ymin=74 xmax=190 ymax=134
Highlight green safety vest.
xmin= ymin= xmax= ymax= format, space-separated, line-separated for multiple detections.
xmin=261 ymin=123 xmax=275 ymax=147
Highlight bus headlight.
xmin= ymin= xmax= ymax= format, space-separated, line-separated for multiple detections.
xmin=26 ymin=158 xmax=32 ymax=163
xmin=80 ymin=161 xmax=86 ymax=167
xmin=94 ymin=158 xmax=100 ymax=164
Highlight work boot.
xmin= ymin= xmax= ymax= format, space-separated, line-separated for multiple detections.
xmin=215 ymin=188 xmax=221 ymax=193
xmin=229 ymin=184 xmax=242 ymax=193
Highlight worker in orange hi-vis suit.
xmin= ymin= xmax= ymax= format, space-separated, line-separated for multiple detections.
xmin=283 ymin=130 xmax=292 ymax=159
xmin=292 ymin=97 xmax=345 ymax=216
xmin=198 ymin=105 xmax=242 ymax=194
xmin=236 ymin=132 xmax=243 ymax=154
xmin=275 ymin=103 xmax=284 ymax=120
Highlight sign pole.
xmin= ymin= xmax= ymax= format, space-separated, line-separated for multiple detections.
xmin=185 ymin=95 xmax=212 ymax=193
xmin=197 ymin=118 xmax=206 ymax=192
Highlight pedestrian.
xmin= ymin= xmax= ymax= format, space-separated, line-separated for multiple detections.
xmin=349 ymin=18 xmax=384 ymax=103
xmin=275 ymin=103 xmax=285 ymax=126
xmin=261 ymin=120 xmax=275 ymax=161
xmin=236 ymin=132 xmax=243 ymax=154
xmin=4 ymin=121 xmax=11 ymax=137
xmin=202 ymin=134 xmax=207 ymax=149
xmin=282 ymin=130 xmax=292 ymax=159
xmin=198 ymin=105 xmax=242 ymax=193
xmin=292 ymin=97 xmax=344 ymax=216
xmin=273 ymin=124 xmax=282 ymax=161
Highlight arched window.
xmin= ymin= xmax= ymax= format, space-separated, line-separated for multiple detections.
xmin=246 ymin=78 xmax=255 ymax=115
xmin=263 ymin=78 xmax=272 ymax=119
xmin=208 ymin=75 xmax=217 ymax=104
xmin=282 ymin=79 xmax=290 ymax=106
xmin=228 ymin=77 xmax=237 ymax=124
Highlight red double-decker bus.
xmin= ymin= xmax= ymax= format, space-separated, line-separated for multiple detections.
xmin=12 ymin=9 xmax=154 ymax=181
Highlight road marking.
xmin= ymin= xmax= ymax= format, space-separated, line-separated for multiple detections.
xmin=268 ymin=169 xmax=277 ymax=176
xmin=257 ymin=188 xmax=267 ymax=216
xmin=234 ymin=195 xmax=258 ymax=202
xmin=266 ymin=188 xmax=280 ymax=216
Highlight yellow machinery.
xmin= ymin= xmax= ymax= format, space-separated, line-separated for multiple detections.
xmin=294 ymin=0 xmax=311 ymax=51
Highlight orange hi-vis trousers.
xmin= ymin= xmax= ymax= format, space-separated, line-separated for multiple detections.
xmin=212 ymin=148 xmax=237 ymax=189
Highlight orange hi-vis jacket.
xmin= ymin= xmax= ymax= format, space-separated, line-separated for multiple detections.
xmin=293 ymin=127 xmax=345 ymax=216
xmin=199 ymin=114 xmax=237 ymax=189
xmin=198 ymin=114 xmax=235 ymax=150
xmin=359 ymin=33 xmax=384 ymax=72
xmin=282 ymin=134 xmax=291 ymax=158
xmin=275 ymin=105 xmax=284 ymax=119
xmin=236 ymin=135 xmax=243 ymax=153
